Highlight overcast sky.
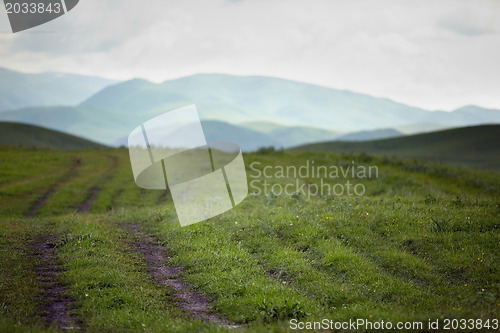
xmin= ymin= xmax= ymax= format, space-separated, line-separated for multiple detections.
xmin=1 ymin=0 xmax=499 ymax=111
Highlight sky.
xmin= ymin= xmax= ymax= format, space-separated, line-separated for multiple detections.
xmin=1 ymin=0 xmax=500 ymax=111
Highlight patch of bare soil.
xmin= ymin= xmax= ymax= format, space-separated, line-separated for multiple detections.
xmin=77 ymin=187 xmax=101 ymax=213
xmin=32 ymin=236 xmax=79 ymax=330
xmin=124 ymin=224 xmax=237 ymax=328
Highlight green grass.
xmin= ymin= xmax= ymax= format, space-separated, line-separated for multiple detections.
xmin=293 ymin=124 xmax=500 ymax=172
xmin=0 ymin=146 xmax=499 ymax=332
xmin=0 ymin=122 xmax=106 ymax=150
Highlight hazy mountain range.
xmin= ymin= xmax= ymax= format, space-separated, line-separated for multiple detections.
xmin=0 ymin=68 xmax=499 ymax=150
xmin=0 ymin=67 xmax=116 ymax=112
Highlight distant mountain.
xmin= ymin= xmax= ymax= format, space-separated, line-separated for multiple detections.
xmin=293 ymin=125 xmax=500 ymax=172
xmin=266 ymin=126 xmax=340 ymax=148
xmin=0 ymin=122 xmax=107 ymax=150
xmin=1 ymin=73 xmax=500 ymax=147
xmin=239 ymin=121 xmax=288 ymax=133
xmin=81 ymin=74 xmax=500 ymax=131
xmin=201 ymin=121 xmax=281 ymax=151
xmin=239 ymin=121 xmax=341 ymax=147
xmin=335 ymin=128 xmax=403 ymax=141
xmin=0 ymin=67 xmax=117 ymax=112
xmin=112 ymin=120 xmax=280 ymax=152
xmin=395 ymin=123 xmax=451 ymax=135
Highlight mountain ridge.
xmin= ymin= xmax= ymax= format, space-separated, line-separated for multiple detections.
xmin=1 ymin=72 xmax=499 ymax=148
xmin=0 ymin=67 xmax=117 ymax=112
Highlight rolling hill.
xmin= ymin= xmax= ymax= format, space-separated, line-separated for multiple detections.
xmin=335 ymin=128 xmax=403 ymax=141
xmin=0 ymin=67 xmax=117 ymax=112
xmin=0 ymin=122 xmax=107 ymax=150
xmin=0 ymin=74 xmax=499 ymax=147
xmin=239 ymin=121 xmax=342 ymax=147
xmin=293 ymin=125 xmax=500 ymax=172
xmin=112 ymin=120 xmax=281 ymax=152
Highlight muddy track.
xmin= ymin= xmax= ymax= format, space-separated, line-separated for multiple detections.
xmin=28 ymin=159 xmax=81 ymax=218
xmin=77 ymin=187 xmax=101 ymax=213
xmin=123 ymin=224 xmax=237 ymax=328
xmin=32 ymin=236 xmax=79 ymax=330
xmin=76 ymin=154 xmax=120 ymax=213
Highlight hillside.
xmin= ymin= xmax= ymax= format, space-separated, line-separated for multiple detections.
xmin=0 ymin=146 xmax=499 ymax=332
xmin=294 ymin=125 xmax=500 ymax=171
xmin=335 ymin=128 xmax=403 ymax=141
xmin=0 ymin=67 xmax=117 ymax=112
xmin=266 ymin=126 xmax=340 ymax=148
xmin=1 ymin=74 xmax=500 ymax=147
xmin=0 ymin=122 xmax=107 ymax=150
xmin=113 ymin=120 xmax=281 ymax=151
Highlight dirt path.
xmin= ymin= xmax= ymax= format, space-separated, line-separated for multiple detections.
xmin=77 ymin=187 xmax=101 ymax=213
xmin=28 ymin=159 xmax=81 ymax=218
xmin=32 ymin=236 xmax=79 ymax=330
xmin=76 ymin=154 xmax=119 ymax=213
xmin=124 ymin=224 xmax=237 ymax=328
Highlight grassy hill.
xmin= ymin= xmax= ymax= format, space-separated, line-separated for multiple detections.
xmin=293 ymin=125 xmax=500 ymax=172
xmin=0 ymin=146 xmax=498 ymax=332
xmin=0 ymin=122 xmax=107 ymax=150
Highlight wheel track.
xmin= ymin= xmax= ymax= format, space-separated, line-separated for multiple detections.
xmin=27 ymin=158 xmax=81 ymax=218
xmin=123 ymin=224 xmax=238 ymax=328
xmin=32 ymin=236 xmax=80 ymax=331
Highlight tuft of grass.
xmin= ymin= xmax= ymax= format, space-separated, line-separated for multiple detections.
xmin=429 ymin=218 xmax=450 ymax=232
xmin=257 ymin=300 xmax=307 ymax=323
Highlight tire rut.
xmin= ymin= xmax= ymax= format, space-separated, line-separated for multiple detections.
xmin=32 ymin=236 xmax=79 ymax=331
xmin=76 ymin=154 xmax=119 ymax=213
xmin=28 ymin=159 xmax=81 ymax=218
xmin=77 ymin=187 xmax=101 ymax=213
xmin=123 ymin=224 xmax=238 ymax=328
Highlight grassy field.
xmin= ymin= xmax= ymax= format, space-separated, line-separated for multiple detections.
xmin=0 ymin=146 xmax=499 ymax=332
xmin=294 ymin=125 xmax=500 ymax=172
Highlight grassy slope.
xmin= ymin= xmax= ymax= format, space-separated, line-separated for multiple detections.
xmin=293 ymin=125 xmax=500 ymax=172
xmin=0 ymin=147 xmax=499 ymax=332
xmin=0 ymin=122 xmax=107 ymax=150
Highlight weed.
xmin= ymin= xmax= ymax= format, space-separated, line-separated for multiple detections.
xmin=258 ymin=300 xmax=307 ymax=323
xmin=430 ymin=218 xmax=450 ymax=232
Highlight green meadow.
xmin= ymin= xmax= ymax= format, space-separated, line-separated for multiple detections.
xmin=0 ymin=146 xmax=499 ymax=332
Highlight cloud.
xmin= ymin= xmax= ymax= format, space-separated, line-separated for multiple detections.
xmin=0 ymin=0 xmax=499 ymax=111
xmin=438 ymin=2 xmax=500 ymax=36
